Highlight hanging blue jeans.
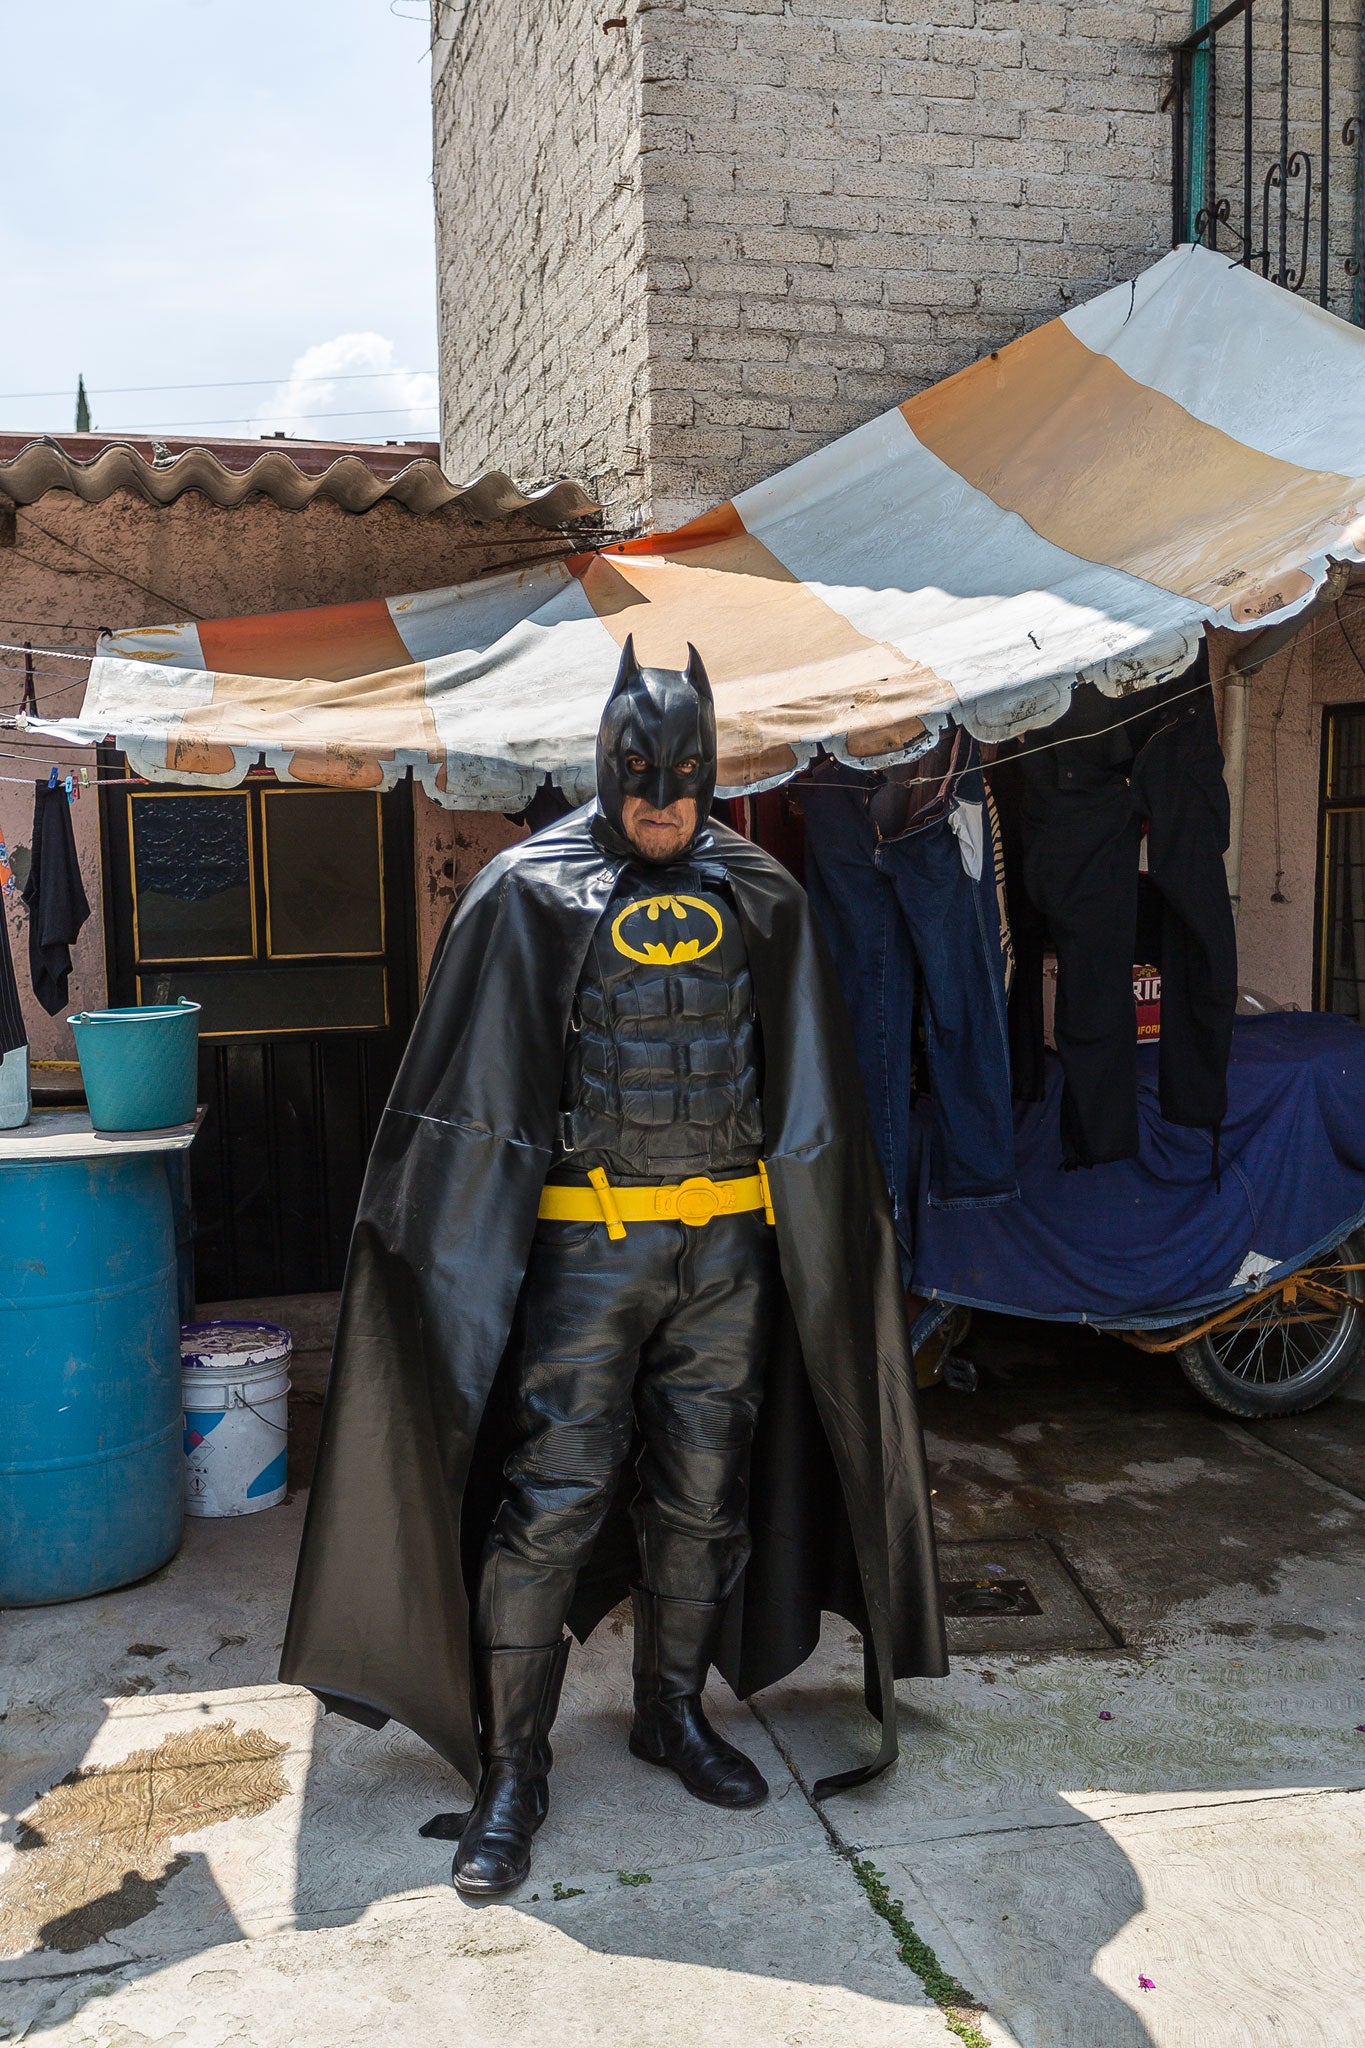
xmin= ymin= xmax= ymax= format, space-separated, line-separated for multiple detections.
xmin=801 ymin=763 xmax=1017 ymax=1249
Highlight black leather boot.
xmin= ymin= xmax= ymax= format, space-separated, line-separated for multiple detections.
xmin=453 ymin=1636 xmax=570 ymax=1897
xmin=525 ymin=1629 xmax=570 ymax=1827
xmin=628 ymin=1588 xmax=768 ymax=1808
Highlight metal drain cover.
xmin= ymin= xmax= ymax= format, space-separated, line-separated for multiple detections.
xmin=941 ymin=1577 xmax=1042 ymax=1619
xmin=936 ymin=1538 xmax=1114 ymax=1653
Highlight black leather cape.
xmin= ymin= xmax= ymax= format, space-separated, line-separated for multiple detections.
xmin=280 ymin=807 xmax=947 ymax=1796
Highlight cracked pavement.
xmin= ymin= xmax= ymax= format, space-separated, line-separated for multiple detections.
xmin=2 ymin=1311 xmax=1362 ymax=2047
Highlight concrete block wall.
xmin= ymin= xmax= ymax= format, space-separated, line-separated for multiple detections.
xmin=433 ymin=0 xmax=651 ymax=518
xmin=434 ymin=0 xmax=1190 ymax=531
xmin=636 ymin=0 xmax=1190 ymax=527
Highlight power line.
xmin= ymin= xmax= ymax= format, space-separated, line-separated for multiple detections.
xmin=0 ymin=369 xmax=436 ymax=403
xmin=15 ymin=521 xmax=198 ymax=620
xmin=91 ymin=406 xmax=440 ymax=433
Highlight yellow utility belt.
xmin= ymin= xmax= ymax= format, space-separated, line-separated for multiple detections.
xmin=538 ymin=1164 xmax=775 ymax=1240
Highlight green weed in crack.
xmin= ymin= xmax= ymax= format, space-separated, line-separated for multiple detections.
xmin=849 ymin=1856 xmax=991 ymax=2048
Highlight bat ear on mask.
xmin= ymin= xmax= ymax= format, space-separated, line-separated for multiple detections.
xmin=684 ymin=642 xmax=713 ymax=704
xmin=609 ymin=634 xmax=641 ymax=700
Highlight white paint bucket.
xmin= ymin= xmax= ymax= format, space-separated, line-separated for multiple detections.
xmin=180 ymin=1320 xmax=291 ymax=1517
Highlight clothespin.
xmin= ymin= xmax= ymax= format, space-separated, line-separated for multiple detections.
xmin=22 ymin=643 xmax=37 ymax=720
xmin=80 ymin=766 xmax=89 ymax=789
xmin=64 ymin=773 xmax=74 ymax=803
xmin=46 ymin=765 xmax=57 ymax=791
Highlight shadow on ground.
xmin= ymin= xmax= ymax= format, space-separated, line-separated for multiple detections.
xmin=1 ymin=1313 xmax=1361 ymax=2046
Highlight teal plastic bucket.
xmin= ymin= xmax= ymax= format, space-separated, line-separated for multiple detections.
xmin=68 ymin=1001 xmax=200 ymax=1132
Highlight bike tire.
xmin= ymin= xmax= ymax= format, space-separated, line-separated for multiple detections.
xmin=1175 ymin=1230 xmax=1365 ymax=1418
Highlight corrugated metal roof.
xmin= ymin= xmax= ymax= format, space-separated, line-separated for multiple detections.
xmin=0 ymin=432 xmax=597 ymax=525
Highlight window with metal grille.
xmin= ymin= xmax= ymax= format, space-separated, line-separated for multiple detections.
xmin=1316 ymin=704 xmax=1365 ymax=1014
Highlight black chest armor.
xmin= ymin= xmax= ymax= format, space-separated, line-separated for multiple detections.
xmin=554 ymin=865 xmax=764 ymax=1181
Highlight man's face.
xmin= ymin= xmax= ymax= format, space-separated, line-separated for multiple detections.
xmin=620 ymin=791 xmax=699 ymax=862
xmin=596 ymin=641 xmax=717 ymax=850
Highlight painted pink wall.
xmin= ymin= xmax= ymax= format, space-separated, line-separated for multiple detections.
xmin=413 ymin=800 xmax=525 ymax=980
xmin=0 ymin=487 xmax=564 ymax=1057
xmin=1224 ymin=590 xmax=1365 ymax=1012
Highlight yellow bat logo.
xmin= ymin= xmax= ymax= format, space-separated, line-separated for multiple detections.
xmin=611 ymin=893 xmax=724 ymax=965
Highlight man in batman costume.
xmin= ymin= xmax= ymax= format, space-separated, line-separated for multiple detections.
xmin=281 ymin=638 xmax=946 ymax=1898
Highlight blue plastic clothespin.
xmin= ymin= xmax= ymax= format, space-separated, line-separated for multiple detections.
xmin=46 ymin=765 xmax=57 ymax=790
xmin=64 ymin=773 xmax=74 ymax=803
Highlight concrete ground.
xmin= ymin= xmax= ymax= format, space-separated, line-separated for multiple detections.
xmin=2 ymin=1308 xmax=1363 ymax=2048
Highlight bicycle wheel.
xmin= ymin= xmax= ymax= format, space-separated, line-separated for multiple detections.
xmin=1176 ymin=1231 xmax=1365 ymax=1418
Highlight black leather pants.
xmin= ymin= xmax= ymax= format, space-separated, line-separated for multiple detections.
xmin=477 ymin=1211 xmax=778 ymax=1648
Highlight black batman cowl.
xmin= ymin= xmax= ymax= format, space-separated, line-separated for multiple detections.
xmin=593 ymin=636 xmax=717 ymax=861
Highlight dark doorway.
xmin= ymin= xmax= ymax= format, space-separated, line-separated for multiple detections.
xmin=101 ymin=764 xmax=418 ymax=1299
xmin=1316 ymin=705 xmax=1365 ymax=1019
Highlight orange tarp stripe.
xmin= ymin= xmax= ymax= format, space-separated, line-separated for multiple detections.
xmin=583 ymin=507 xmax=950 ymax=785
xmin=183 ymin=599 xmax=428 ymax=785
xmin=903 ymin=321 xmax=1362 ymax=610
xmin=197 ymin=598 xmax=410 ymax=685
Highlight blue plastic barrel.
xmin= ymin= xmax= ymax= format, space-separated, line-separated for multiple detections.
xmin=0 ymin=1152 xmax=185 ymax=1605
xmin=68 ymin=1000 xmax=200 ymax=1133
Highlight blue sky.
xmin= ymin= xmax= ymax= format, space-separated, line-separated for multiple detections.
xmin=2 ymin=0 xmax=439 ymax=445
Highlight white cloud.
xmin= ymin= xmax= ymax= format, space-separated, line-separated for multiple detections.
xmin=249 ymin=332 xmax=439 ymax=443
xmin=0 ymin=1 xmax=439 ymax=441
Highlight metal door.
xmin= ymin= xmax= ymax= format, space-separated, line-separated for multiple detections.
xmin=101 ymin=769 xmax=418 ymax=1299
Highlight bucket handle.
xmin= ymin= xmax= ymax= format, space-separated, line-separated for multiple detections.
xmin=226 ymin=1388 xmax=290 ymax=1432
xmin=71 ymin=997 xmax=198 ymax=1022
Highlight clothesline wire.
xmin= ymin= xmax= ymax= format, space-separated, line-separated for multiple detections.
xmin=0 ymin=596 xmax=1360 ymax=793
xmin=3 ymin=577 xmax=1363 ymax=682
xmin=0 ymin=671 xmax=93 ymax=704
xmin=0 ymin=666 xmax=1280 ymax=794
xmin=0 ymin=676 xmax=93 ymax=710
xmin=0 ymin=641 xmax=93 ymax=661
xmin=0 ymin=619 xmax=114 ymax=633
xmin=4 ymin=588 xmax=1363 ymax=681
xmin=0 ymin=663 xmax=93 ymax=689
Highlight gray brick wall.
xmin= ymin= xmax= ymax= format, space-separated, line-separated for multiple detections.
xmin=433 ymin=2 xmax=1191 ymax=529
xmin=433 ymin=0 xmax=651 ymax=517
xmin=637 ymin=0 xmax=1189 ymax=527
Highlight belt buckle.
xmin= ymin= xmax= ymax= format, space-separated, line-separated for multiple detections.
xmin=673 ymin=1175 xmax=722 ymax=1227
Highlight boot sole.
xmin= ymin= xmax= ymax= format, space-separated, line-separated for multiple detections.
xmin=628 ymin=1732 xmax=769 ymax=1809
xmin=450 ymin=1787 xmax=551 ymax=1898
xmin=453 ymin=1863 xmax=531 ymax=1899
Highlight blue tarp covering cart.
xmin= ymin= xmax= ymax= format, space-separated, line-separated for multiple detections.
xmin=908 ymin=1013 xmax=1365 ymax=1414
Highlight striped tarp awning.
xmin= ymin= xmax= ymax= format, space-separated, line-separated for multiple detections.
xmin=35 ymin=246 xmax=1365 ymax=808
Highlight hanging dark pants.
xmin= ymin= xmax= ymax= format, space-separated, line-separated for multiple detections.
xmin=987 ymin=761 xmax=1048 ymax=1105
xmin=801 ymin=756 xmax=1017 ymax=1240
xmin=1016 ymin=672 xmax=1237 ymax=1167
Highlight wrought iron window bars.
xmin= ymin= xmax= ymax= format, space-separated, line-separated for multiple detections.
xmin=1172 ymin=0 xmax=1365 ymax=322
